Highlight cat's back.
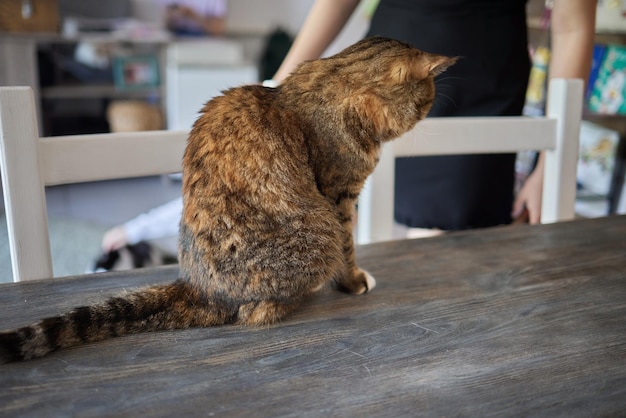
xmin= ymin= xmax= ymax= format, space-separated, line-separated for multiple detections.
xmin=184 ymin=86 xmax=306 ymax=176
xmin=181 ymin=84 xmax=320 ymax=226
xmin=187 ymin=86 xmax=292 ymax=149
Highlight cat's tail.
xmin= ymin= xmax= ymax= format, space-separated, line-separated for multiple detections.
xmin=0 ymin=279 xmax=233 ymax=363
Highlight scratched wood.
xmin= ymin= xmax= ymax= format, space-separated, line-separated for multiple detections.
xmin=1 ymin=216 xmax=625 ymax=417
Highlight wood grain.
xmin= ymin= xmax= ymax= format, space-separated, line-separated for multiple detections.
xmin=0 ymin=216 xmax=625 ymax=417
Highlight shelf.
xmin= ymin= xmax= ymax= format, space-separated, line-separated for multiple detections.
xmin=583 ymin=110 xmax=626 ymax=122
xmin=41 ymin=84 xmax=162 ymax=99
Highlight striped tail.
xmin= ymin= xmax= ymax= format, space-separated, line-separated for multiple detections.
xmin=0 ymin=279 xmax=232 ymax=363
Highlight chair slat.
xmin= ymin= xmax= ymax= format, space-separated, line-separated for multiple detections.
xmin=0 ymin=87 xmax=53 ymax=281
xmin=40 ymin=131 xmax=187 ymax=186
xmin=542 ymin=78 xmax=584 ymax=223
xmin=393 ymin=116 xmax=557 ymax=156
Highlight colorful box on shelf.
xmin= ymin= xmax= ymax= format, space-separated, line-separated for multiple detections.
xmin=577 ymin=121 xmax=619 ymax=197
xmin=588 ymin=44 xmax=626 ymax=115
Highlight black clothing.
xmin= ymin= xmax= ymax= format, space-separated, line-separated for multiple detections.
xmin=367 ymin=0 xmax=530 ymax=229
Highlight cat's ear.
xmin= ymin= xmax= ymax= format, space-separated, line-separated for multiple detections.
xmin=426 ymin=54 xmax=458 ymax=77
xmin=397 ymin=53 xmax=457 ymax=81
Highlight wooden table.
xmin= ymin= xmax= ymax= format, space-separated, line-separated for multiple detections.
xmin=1 ymin=216 xmax=625 ymax=417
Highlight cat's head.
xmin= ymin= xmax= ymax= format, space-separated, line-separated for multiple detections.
xmin=284 ymin=37 xmax=456 ymax=141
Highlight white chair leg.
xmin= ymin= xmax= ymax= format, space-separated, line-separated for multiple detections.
xmin=542 ymin=78 xmax=583 ymax=223
xmin=358 ymin=142 xmax=395 ymax=244
xmin=0 ymin=87 xmax=53 ymax=281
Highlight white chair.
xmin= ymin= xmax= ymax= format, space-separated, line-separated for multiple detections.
xmin=0 ymin=79 xmax=583 ymax=281
xmin=0 ymin=86 xmax=187 ymax=282
xmin=357 ymin=78 xmax=584 ymax=244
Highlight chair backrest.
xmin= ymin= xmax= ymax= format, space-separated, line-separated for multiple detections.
xmin=0 ymin=86 xmax=187 ymax=282
xmin=0 ymin=79 xmax=583 ymax=281
xmin=357 ymin=78 xmax=584 ymax=244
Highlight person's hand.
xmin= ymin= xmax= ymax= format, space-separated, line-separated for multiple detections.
xmin=512 ymin=167 xmax=543 ymax=225
xmin=102 ymin=226 xmax=129 ymax=253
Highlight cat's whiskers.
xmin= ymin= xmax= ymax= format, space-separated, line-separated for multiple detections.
xmin=434 ymin=76 xmax=464 ymax=84
xmin=433 ymin=77 xmax=464 ymax=108
xmin=406 ymin=122 xmax=438 ymax=148
xmin=434 ymin=92 xmax=457 ymax=108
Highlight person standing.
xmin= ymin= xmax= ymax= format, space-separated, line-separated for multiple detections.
xmin=272 ymin=0 xmax=597 ymax=235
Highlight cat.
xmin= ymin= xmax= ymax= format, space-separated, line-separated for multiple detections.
xmin=0 ymin=37 xmax=455 ymax=363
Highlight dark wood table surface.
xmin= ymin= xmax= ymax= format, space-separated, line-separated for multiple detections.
xmin=1 ymin=216 xmax=625 ymax=417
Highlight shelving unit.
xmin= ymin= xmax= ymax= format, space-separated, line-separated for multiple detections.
xmin=0 ymin=32 xmax=168 ymax=136
xmin=41 ymin=84 xmax=161 ymax=100
xmin=581 ymin=31 xmax=626 ymax=216
xmin=0 ymin=32 xmax=261 ymax=135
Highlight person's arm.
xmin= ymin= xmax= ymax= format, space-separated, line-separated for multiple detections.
xmin=102 ymin=197 xmax=183 ymax=252
xmin=512 ymin=0 xmax=597 ymax=224
xmin=272 ymin=0 xmax=361 ymax=82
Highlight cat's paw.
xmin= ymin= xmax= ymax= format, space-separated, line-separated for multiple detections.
xmin=360 ymin=269 xmax=376 ymax=293
xmin=348 ymin=269 xmax=376 ymax=295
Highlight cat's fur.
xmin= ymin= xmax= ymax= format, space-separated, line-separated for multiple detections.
xmin=0 ymin=37 xmax=455 ymax=363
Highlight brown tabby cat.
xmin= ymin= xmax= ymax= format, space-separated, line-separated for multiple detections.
xmin=0 ymin=37 xmax=455 ymax=363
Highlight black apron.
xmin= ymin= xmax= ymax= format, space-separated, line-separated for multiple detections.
xmin=367 ymin=0 xmax=530 ymax=229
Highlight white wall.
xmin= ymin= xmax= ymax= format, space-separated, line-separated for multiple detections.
xmin=226 ymin=0 xmax=314 ymax=34
xmin=131 ymin=0 xmax=370 ymax=55
xmin=227 ymin=0 xmax=370 ymax=56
